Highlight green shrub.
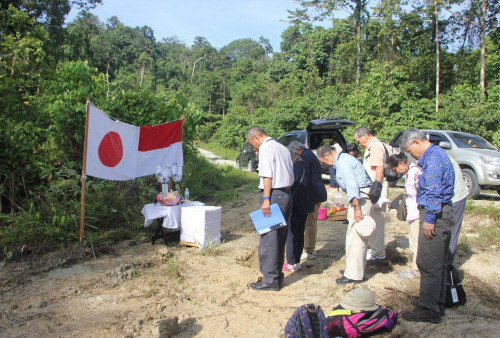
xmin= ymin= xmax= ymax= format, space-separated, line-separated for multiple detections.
xmin=0 ymin=152 xmax=257 ymax=248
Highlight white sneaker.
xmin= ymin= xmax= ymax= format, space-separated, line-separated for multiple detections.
xmin=366 ymin=251 xmax=386 ymax=261
xmin=283 ymin=262 xmax=301 ymax=272
xmin=301 ymin=251 xmax=317 ymax=260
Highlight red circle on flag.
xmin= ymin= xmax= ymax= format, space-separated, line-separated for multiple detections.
xmin=98 ymin=132 xmax=123 ymax=167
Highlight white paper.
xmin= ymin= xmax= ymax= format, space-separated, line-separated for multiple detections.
xmin=451 ymin=286 xmax=459 ymax=303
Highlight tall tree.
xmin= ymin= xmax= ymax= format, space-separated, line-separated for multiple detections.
xmin=445 ymin=0 xmax=500 ymax=96
xmin=296 ymin=0 xmax=370 ymax=88
xmin=2 ymin=0 xmax=102 ymax=47
xmin=435 ymin=0 xmax=441 ymax=112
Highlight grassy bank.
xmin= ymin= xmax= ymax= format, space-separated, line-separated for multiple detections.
xmin=465 ymin=200 xmax=500 ymax=247
xmin=0 ymin=152 xmax=258 ymax=257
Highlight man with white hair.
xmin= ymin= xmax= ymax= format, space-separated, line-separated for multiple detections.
xmin=247 ymin=126 xmax=294 ymax=291
xmin=400 ymin=128 xmax=455 ymax=324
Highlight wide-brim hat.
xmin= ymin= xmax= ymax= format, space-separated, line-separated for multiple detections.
xmin=354 ymin=215 xmax=376 ymax=238
xmin=340 ymin=288 xmax=379 ymax=311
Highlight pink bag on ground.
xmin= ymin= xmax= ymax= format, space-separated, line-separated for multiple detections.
xmin=317 ymin=206 xmax=328 ymax=220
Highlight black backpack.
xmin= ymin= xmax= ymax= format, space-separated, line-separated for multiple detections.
xmin=445 ymin=265 xmax=466 ymax=308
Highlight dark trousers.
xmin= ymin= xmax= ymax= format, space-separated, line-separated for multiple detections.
xmin=259 ymin=189 xmax=291 ymax=284
xmin=417 ymin=204 xmax=455 ymax=313
xmin=286 ymin=212 xmax=307 ymax=265
xmin=448 ymin=198 xmax=466 ymax=266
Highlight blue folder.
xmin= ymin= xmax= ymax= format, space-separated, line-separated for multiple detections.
xmin=249 ymin=203 xmax=287 ymax=235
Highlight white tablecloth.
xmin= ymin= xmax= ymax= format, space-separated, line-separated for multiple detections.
xmin=141 ymin=202 xmax=204 ymax=229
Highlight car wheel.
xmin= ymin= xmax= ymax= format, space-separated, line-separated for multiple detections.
xmin=236 ymin=157 xmax=241 ymax=170
xmin=461 ymin=169 xmax=481 ymax=198
xmin=247 ymin=159 xmax=254 ymax=172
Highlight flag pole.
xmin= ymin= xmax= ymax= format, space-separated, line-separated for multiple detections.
xmin=80 ymin=98 xmax=91 ymax=242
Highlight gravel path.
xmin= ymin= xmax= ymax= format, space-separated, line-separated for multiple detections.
xmin=197 ymin=148 xmax=238 ymax=168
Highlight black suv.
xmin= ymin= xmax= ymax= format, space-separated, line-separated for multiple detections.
xmin=236 ymin=142 xmax=259 ymax=172
xmin=278 ymin=118 xmax=355 ymax=173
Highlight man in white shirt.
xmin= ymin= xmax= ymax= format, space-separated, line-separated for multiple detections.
xmin=247 ymin=126 xmax=294 ymax=291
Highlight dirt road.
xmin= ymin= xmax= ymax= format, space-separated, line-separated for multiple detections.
xmin=1 ymin=184 xmax=499 ymax=336
xmin=197 ymin=148 xmax=237 ymax=168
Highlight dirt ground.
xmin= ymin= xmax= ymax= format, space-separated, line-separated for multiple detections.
xmin=1 ymin=183 xmax=500 ymax=337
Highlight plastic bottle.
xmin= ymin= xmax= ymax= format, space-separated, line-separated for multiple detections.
xmin=184 ymin=188 xmax=190 ymax=201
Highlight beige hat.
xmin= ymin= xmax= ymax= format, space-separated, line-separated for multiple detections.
xmin=340 ymin=288 xmax=379 ymax=311
xmin=354 ymin=215 xmax=376 ymax=238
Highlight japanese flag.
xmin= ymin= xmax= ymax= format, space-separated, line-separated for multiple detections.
xmin=85 ymin=105 xmax=183 ymax=181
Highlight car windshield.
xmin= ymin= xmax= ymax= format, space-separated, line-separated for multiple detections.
xmin=448 ymin=132 xmax=497 ymax=150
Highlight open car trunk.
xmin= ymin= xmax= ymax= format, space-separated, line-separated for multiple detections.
xmin=306 ymin=119 xmax=355 ymax=151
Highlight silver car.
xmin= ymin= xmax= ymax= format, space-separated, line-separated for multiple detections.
xmin=390 ymin=130 xmax=500 ymax=198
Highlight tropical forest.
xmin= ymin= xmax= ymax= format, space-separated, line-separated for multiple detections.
xmin=1 ymin=0 xmax=500 ymax=250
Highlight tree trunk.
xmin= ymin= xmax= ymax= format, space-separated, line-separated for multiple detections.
xmin=222 ymin=78 xmax=226 ymax=118
xmin=480 ymin=0 xmax=486 ymax=97
xmin=435 ymin=0 xmax=440 ymax=113
xmin=191 ymin=56 xmax=205 ymax=83
xmin=139 ymin=62 xmax=145 ymax=88
xmin=356 ymin=18 xmax=361 ymax=89
xmin=10 ymin=53 xmax=17 ymax=76
xmin=106 ymin=59 xmax=110 ymax=99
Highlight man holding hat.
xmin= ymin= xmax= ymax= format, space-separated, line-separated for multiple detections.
xmin=317 ymin=145 xmax=373 ymax=284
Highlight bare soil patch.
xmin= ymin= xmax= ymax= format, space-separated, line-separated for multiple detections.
xmin=1 ymin=187 xmax=499 ymax=337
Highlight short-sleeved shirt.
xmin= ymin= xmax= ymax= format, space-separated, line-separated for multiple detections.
xmin=258 ymin=137 xmax=294 ymax=190
xmin=362 ymin=137 xmax=385 ymax=181
xmin=450 ymin=157 xmax=468 ymax=203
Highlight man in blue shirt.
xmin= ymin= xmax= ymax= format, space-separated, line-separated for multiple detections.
xmin=400 ymin=128 xmax=455 ymax=324
xmin=317 ymin=145 xmax=373 ymax=284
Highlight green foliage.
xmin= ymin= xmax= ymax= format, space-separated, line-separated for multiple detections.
xmin=2 ymin=247 xmax=14 ymax=266
xmin=2 ymin=1 xmax=500 ymax=250
xmin=182 ymin=153 xmax=258 ymax=201
xmin=210 ymin=107 xmax=252 ymax=148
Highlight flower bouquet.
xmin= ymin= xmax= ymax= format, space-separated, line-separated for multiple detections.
xmin=156 ymin=190 xmax=181 ymax=206
xmin=155 ymin=162 xmax=183 ymax=206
